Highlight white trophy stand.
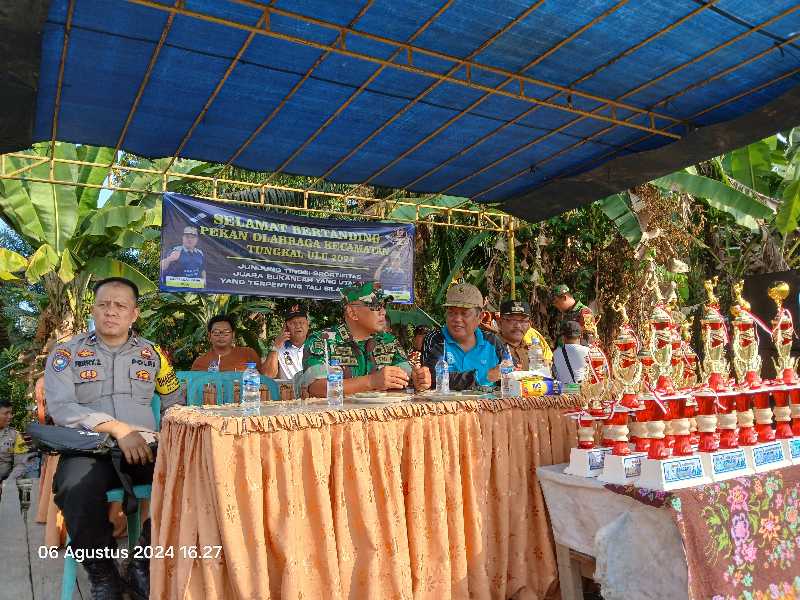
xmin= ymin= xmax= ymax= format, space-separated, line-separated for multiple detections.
xmin=564 ymin=417 xmax=610 ymax=477
xmin=598 ymin=413 xmax=646 ymax=484
xmin=739 ymin=409 xmax=791 ymax=473
xmin=636 ymin=418 xmax=711 ymax=491
xmin=697 ymin=401 xmax=753 ymax=481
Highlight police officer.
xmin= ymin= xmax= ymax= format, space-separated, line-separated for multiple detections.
xmin=301 ymin=281 xmax=430 ymax=396
xmin=551 ymin=283 xmax=594 ymax=346
xmin=45 ymin=277 xmax=184 ymax=600
xmin=160 ymin=225 xmax=206 ymax=285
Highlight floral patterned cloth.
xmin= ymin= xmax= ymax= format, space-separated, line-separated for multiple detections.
xmin=607 ymin=468 xmax=800 ymax=600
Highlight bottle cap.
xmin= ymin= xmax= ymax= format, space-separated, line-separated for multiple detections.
xmin=330 ymin=359 xmax=340 ymax=366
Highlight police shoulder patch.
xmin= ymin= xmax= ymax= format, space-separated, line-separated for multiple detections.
xmin=52 ymin=349 xmax=71 ymax=372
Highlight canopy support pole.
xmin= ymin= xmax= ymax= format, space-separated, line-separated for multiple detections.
xmin=508 ymin=217 xmax=516 ymax=301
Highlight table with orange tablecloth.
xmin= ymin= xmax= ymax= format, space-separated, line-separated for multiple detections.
xmin=151 ymin=396 xmax=579 ymax=600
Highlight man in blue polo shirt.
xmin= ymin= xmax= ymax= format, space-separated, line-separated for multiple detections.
xmin=420 ymin=283 xmax=505 ymax=391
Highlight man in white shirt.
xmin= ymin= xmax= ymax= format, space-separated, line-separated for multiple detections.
xmin=552 ymin=321 xmax=589 ymax=384
xmin=262 ymin=305 xmax=309 ymax=380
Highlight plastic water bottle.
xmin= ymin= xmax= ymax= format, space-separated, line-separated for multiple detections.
xmin=327 ymin=360 xmax=344 ymax=407
xmin=528 ymin=338 xmax=551 ymax=378
xmin=435 ymin=356 xmax=449 ymax=394
xmin=500 ymin=350 xmax=514 ymax=398
xmin=241 ymin=362 xmax=261 ymax=413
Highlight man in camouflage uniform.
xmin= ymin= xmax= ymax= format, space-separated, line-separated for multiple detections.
xmin=45 ymin=277 xmax=184 ymax=600
xmin=302 ymin=281 xmax=430 ymax=397
xmin=551 ymin=283 xmax=594 ymax=346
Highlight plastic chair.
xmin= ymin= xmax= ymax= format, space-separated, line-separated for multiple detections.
xmin=60 ymin=395 xmax=160 ymax=600
xmin=177 ymin=371 xmax=279 ymax=405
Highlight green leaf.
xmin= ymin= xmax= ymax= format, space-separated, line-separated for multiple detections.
xmin=75 ymin=146 xmax=115 ymax=219
xmin=24 ymin=179 xmax=79 ymax=254
xmin=434 ymin=231 xmax=491 ymax=305
xmin=386 ymin=308 xmax=439 ymax=327
xmin=83 ymin=257 xmax=156 ymax=294
xmin=83 ymin=205 xmax=146 ymax=236
xmin=653 ymin=172 xmax=773 ymax=231
xmin=0 ymin=248 xmax=29 ymax=280
xmin=57 ymin=249 xmax=77 ymax=283
xmin=25 ymin=243 xmax=59 ymax=283
xmin=596 ymin=192 xmax=642 ymax=246
xmin=775 ymin=180 xmax=800 ymax=235
xmin=727 ymin=140 xmax=773 ymax=194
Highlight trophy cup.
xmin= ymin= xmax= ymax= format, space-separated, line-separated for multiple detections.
xmin=731 ymin=280 xmax=789 ymax=472
xmin=637 ymin=265 xmax=710 ymax=490
xmin=678 ymin=317 xmax=701 ymax=445
xmin=693 ymin=278 xmax=752 ymax=480
xmin=599 ymin=300 xmax=647 ymax=484
xmin=768 ymin=281 xmax=800 ymax=463
xmin=564 ymin=314 xmax=613 ymax=477
xmin=632 ymin=325 xmax=658 ymax=454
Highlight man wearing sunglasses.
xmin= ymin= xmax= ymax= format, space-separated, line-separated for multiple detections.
xmin=302 ymin=281 xmax=430 ymax=397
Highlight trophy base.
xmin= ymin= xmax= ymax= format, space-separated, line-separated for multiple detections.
xmin=636 ymin=455 xmax=711 ymax=491
xmin=598 ymin=452 xmax=647 ymax=485
xmin=743 ymin=441 xmax=791 ymax=473
xmin=564 ymin=447 xmax=611 ymax=478
xmin=699 ymin=449 xmax=753 ymax=481
xmin=781 ymin=438 xmax=800 ymax=464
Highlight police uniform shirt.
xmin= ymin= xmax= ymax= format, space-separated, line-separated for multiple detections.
xmin=45 ymin=331 xmax=184 ymax=432
xmin=167 ymin=246 xmax=205 ymax=279
xmin=0 ymin=427 xmax=29 ymax=480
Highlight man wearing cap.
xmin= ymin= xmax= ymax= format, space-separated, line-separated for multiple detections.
xmin=419 ymin=283 xmax=505 ymax=391
xmin=551 ymin=283 xmax=594 ymax=346
xmin=302 ymin=282 xmax=431 ymax=396
xmin=160 ymin=225 xmax=206 ymax=286
xmin=552 ymin=321 xmax=589 ymax=383
xmin=498 ymin=300 xmax=552 ymax=370
xmin=262 ymin=305 xmax=309 ymax=380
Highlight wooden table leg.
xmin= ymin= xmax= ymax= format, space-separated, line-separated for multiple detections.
xmin=555 ymin=543 xmax=584 ymax=600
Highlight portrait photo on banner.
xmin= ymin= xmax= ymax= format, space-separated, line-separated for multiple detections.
xmin=158 ymin=192 xmax=415 ymax=302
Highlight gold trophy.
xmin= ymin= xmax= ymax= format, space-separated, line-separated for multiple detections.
xmin=599 ymin=299 xmax=648 ymax=484
xmin=768 ymin=282 xmax=798 ymax=451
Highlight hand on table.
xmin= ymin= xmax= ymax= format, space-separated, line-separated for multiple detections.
xmin=411 ymin=365 xmax=431 ymax=392
xmin=487 ymin=366 xmax=501 ymax=383
xmin=370 ymin=366 xmax=409 ymax=391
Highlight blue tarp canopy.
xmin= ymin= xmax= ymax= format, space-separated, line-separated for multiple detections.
xmin=12 ymin=0 xmax=800 ymax=220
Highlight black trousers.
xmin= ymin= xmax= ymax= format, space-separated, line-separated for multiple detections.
xmin=53 ymin=454 xmax=154 ymax=552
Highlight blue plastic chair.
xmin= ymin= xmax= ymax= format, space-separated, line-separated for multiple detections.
xmin=60 ymin=395 xmax=161 ymax=600
xmin=177 ymin=370 xmax=279 ymax=405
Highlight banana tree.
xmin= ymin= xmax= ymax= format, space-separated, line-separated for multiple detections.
xmin=0 ymin=143 xmax=163 ymax=347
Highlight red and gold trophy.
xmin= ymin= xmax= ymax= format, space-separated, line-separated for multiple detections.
xmin=600 ymin=301 xmax=647 ymax=484
xmin=637 ymin=266 xmax=710 ymax=490
xmin=768 ymin=281 xmax=800 ymax=464
xmin=731 ymin=280 xmax=789 ymax=472
xmin=565 ymin=314 xmax=613 ymax=477
xmin=695 ymin=277 xmax=752 ymax=480
xmin=678 ymin=317 xmax=701 ymax=445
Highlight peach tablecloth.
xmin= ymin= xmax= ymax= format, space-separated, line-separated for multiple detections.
xmin=151 ymin=396 xmax=579 ymax=599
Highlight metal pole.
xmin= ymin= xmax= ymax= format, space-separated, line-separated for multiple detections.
xmin=508 ymin=217 xmax=516 ymax=300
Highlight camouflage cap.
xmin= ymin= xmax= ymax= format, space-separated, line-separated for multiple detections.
xmin=443 ymin=283 xmax=483 ymax=309
xmin=340 ymin=281 xmax=393 ymax=306
xmin=550 ymin=283 xmax=570 ymax=299
xmin=561 ymin=320 xmax=582 ymax=338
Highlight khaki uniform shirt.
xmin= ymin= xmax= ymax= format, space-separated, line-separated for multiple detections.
xmin=45 ymin=331 xmax=184 ymax=432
